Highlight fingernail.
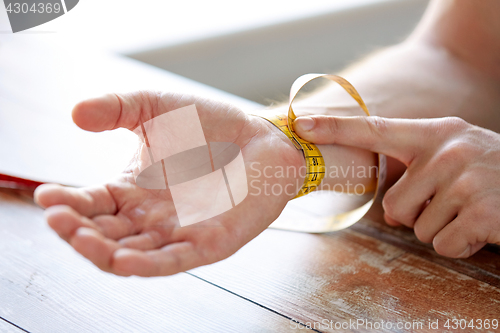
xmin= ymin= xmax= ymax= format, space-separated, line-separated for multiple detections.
xmin=295 ymin=117 xmax=315 ymax=131
xmin=75 ymin=227 xmax=98 ymax=237
xmin=113 ymin=248 xmax=136 ymax=259
xmin=457 ymin=245 xmax=471 ymax=258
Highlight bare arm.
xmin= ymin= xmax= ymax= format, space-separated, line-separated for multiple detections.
xmin=284 ymin=0 xmax=500 ymax=185
xmin=288 ymin=0 xmax=500 ymax=257
xmin=34 ymin=1 xmax=500 ymax=274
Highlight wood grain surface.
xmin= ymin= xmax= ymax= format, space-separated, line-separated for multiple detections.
xmin=0 ymin=190 xmax=309 ymax=333
xmin=353 ymin=203 xmax=500 ymax=288
xmin=1 ymin=189 xmax=500 ymax=332
xmin=0 ymin=190 xmax=500 ymax=332
xmin=0 ymin=318 xmax=25 ymax=333
xmin=3 ymin=36 xmax=499 ymax=333
xmin=191 ymin=199 xmax=500 ymax=333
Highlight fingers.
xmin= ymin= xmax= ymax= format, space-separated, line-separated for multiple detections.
xmin=118 ymin=225 xmax=176 ymax=250
xmin=294 ymin=115 xmax=434 ymax=165
xmin=72 ymin=91 xmax=160 ymax=132
xmin=432 ymin=216 xmax=488 ymax=258
xmin=112 ymin=242 xmax=203 ymax=277
xmin=44 ymin=203 xmax=139 ymax=242
xmin=70 ymin=227 xmax=128 ymax=275
xmin=35 ymin=184 xmax=117 ymax=218
xmin=54 ymin=218 xmax=209 ymax=277
xmin=92 ymin=214 xmax=139 ymax=240
xmin=432 ymin=201 xmax=500 ymax=258
xmin=69 ymin=231 xmax=203 ymax=277
xmin=383 ymin=213 xmax=402 ymax=227
xmin=44 ymin=205 xmax=101 ymax=242
xmin=381 ymin=170 xmax=436 ymax=228
xmin=413 ymin=193 xmax=461 ymax=243
xmin=44 ymin=206 xmax=125 ymax=271
xmin=44 ymin=205 xmax=186 ymax=276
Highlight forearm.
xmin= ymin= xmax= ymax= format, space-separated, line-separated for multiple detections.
xmin=259 ymin=42 xmax=476 ymax=190
xmin=295 ymin=0 xmax=500 ymax=129
xmin=294 ymin=42 xmax=500 ymax=130
xmin=287 ymin=40 xmax=500 ymax=185
xmin=259 ymin=0 xmax=500 ymax=190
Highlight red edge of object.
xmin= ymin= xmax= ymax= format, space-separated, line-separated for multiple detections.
xmin=0 ymin=174 xmax=45 ymax=190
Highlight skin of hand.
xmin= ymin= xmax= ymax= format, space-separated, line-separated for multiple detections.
xmin=34 ymin=91 xmax=378 ymax=277
xmin=33 ymin=0 xmax=500 ymax=275
xmin=34 ymin=91 xmax=309 ymax=277
xmin=295 ymin=115 xmax=500 ymax=258
xmin=286 ymin=0 xmax=500 ymax=190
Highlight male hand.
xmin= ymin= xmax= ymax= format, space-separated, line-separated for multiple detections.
xmin=35 ymin=91 xmax=304 ymax=276
xmin=295 ymin=115 xmax=500 ymax=258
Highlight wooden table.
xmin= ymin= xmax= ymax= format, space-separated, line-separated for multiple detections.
xmin=1 ymin=36 xmax=499 ymax=333
xmin=1 ymin=188 xmax=499 ymax=333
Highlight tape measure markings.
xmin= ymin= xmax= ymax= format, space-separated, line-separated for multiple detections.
xmin=257 ymin=73 xmax=387 ymax=233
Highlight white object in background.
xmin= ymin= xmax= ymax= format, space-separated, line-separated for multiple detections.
xmin=0 ymin=37 xmax=260 ymax=187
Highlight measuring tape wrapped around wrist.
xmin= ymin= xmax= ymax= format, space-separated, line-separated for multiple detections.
xmin=256 ymin=73 xmax=387 ymax=233
xmin=255 ymin=113 xmax=326 ymax=199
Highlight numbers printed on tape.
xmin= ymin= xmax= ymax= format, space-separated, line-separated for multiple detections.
xmin=256 ymin=113 xmax=326 ymax=199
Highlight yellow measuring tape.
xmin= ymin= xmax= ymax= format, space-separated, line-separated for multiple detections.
xmin=257 ymin=73 xmax=387 ymax=233
xmin=256 ymin=113 xmax=326 ymax=199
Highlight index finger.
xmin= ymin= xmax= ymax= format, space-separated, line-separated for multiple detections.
xmin=294 ymin=115 xmax=434 ymax=165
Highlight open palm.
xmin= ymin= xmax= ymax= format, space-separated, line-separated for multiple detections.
xmin=35 ymin=91 xmax=303 ymax=276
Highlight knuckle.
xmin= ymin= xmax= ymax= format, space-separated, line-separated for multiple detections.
xmin=140 ymin=90 xmax=162 ymax=111
xmin=434 ymin=139 xmax=475 ymax=167
xmin=460 ymin=199 xmax=500 ymax=245
xmin=438 ymin=116 xmax=469 ymax=133
xmin=136 ymin=89 xmax=160 ymax=103
xmin=363 ymin=116 xmax=388 ymax=147
xmin=466 ymin=197 xmax=493 ymax=221
xmin=124 ymin=90 xmax=162 ymax=128
xmin=448 ymin=172 xmax=478 ymax=201
xmin=326 ymin=116 xmax=340 ymax=135
xmin=367 ymin=116 xmax=388 ymax=134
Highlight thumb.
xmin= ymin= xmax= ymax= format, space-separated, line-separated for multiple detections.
xmin=294 ymin=115 xmax=432 ymax=165
xmin=72 ymin=91 xmax=161 ymax=132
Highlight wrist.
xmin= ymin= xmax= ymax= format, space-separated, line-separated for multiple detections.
xmin=251 ymin=111 xmax=378 ymax=197
xmin=248 ymin=113 xmax=306 ymax=201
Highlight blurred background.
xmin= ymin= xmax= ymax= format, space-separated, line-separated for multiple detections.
xmin=0 ymin=0 xmax=428 ymax=187
xmin=1 ymin=0 xmax=428 ymax=104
